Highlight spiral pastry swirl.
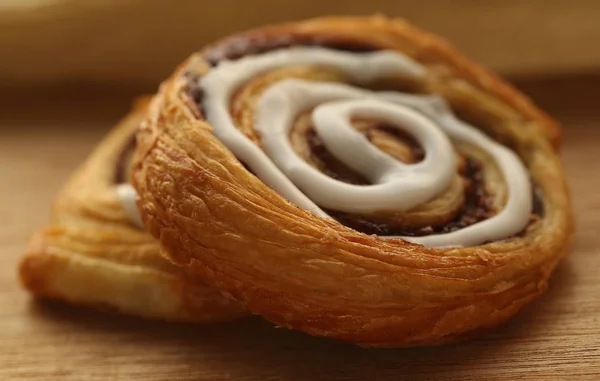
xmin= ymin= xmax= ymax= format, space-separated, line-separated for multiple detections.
xmin=197 ymin=46 xmax=533 ymax=248
xmin=132 ymin=16 xmax=572 ymax=347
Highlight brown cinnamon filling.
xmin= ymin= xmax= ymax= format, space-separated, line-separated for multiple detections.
xmin=305 ymin=129 xmax=368 ymax=185
xmin=114 ymin=135 xmax=137 ymax=184
xmin=202 ymin=34 xmax=378 ymax=66
xmin=532 ymin=185 xmax=545 ymax=217
xmin=365 ymin=124 xmax=425 ymax=163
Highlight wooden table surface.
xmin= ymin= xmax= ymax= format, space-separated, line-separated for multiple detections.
xmin=1 ymin=76 xmax=599 ymax=380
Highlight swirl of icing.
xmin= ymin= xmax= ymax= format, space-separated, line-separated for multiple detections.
xmin=119 ymin=47 xmax=532 ymax=248
xmin=256 ymin=81 xmax=456 ymax=213
xmin=199 ymin=47 xmax=532 ymax=248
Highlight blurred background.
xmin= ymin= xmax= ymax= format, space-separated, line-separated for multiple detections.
xmin=2 ymin=0 xmax=600 ymax=87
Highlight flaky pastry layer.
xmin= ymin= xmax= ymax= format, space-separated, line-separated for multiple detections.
xmin=132 ymin=16 xmax=573 ymax=346
xmin=20 ymin=98 xmax=245 ymax=322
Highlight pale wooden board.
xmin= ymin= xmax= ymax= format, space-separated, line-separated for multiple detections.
xmin=0 ymin=77 xmax=599 ymax=380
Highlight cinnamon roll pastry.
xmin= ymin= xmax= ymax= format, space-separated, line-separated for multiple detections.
xmin=19 ymin=98 xmax=245 ymax=322
xmin=132 ymin=16 xmax=573 ymax=346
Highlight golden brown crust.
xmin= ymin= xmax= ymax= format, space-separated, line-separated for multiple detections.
xmin=19 ymin=98 xmax=245 ymax=322
xmin=132 ymin=16 xmax=573 ymax=346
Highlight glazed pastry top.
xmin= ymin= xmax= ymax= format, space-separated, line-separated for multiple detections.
xmin=194 ymin=47 xmax=532 ymax=247
xmin=121 ymin=44 xmax=539 ymax=248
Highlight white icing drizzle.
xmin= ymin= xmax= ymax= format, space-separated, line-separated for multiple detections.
xmin=118 ymin=46 xmax=532 ymax=248
xmin=200 ymin=47 xmax=427 ymax=219
xmin=379 ymin=94 xmax=532 ymax=247
xmin=116 ymin=183 xmax=144 ymax=228
xmin=256 ymin=80 xmax=456 ymax=213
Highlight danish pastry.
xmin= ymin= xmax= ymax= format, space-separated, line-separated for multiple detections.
xmin=20 ymin=98 xmax=245 ymax=322
xmin=132 ymin=16 xmax=573 ymax=346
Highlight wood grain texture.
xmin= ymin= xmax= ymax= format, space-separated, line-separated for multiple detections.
xmin=1 ymin=76 xmax=599 ymax=380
